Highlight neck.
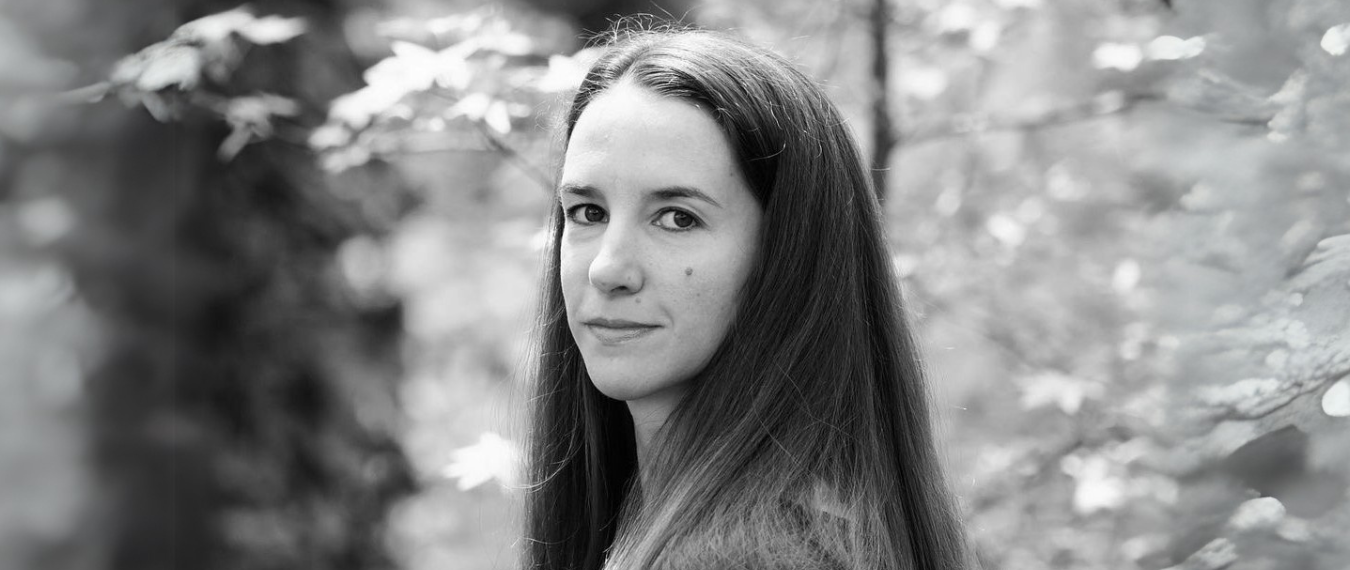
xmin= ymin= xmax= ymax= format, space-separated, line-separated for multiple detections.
xmin=625 ymin=384 xmax=688 ymax=481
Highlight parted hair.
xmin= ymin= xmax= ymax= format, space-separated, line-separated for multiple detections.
xmin=524 ymin=27 xmax=970 ymax=570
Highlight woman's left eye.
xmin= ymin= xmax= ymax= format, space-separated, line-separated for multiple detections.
xmin=655 ymin=209 xmax=700 ymax=231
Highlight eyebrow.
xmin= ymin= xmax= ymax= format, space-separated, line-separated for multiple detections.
xmin=557 ymin=183 xmax=723 ymax=209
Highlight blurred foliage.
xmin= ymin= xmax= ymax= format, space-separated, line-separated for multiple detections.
xmin=2 ymin=0 xmax=1348 ymax=569
xmin=2 ymin=1 xmax=417 ymax=569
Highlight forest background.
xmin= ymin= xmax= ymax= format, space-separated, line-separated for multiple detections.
xmin=1 ymin=0 xmax=1348 ymax=569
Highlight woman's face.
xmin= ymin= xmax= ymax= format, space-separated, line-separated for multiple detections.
xmin=559 ymin=81 xmax=763 ymax=411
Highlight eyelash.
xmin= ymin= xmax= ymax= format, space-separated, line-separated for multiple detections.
xmin=563 ymin=204 xmax=703 ymax=232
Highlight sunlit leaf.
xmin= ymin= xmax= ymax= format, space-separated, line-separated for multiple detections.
xmin=217 ymin=126 xmax=253 ymax=160
xmin=129 ymin=43 xmax=204 ymax=91
xmin=900 ymin=66 xmax=948 ymax=101
xmin=308 ymin=124 xmax=351 ymax=149
xmin=447 ymin=92 xmax=490 ymax=120
xmin=1146 ymin=35 xmax=1206 ymax=60
xmin=329 ymin=85 xmax=403 ymax=129
xmin=484 ymin=100 xmax=512 ymax=134
xmin=319 ymin=146 xmax=371 ymax=172
xmin=237 ymin=16 xmax=307 ymax=45
xmin=485 ymin=31 xmax=533 ymax=56
xmin=1019 ymin=371 xmax=1099 ymax=415
xmin=1112 ymin=259 xmax=1141 ymax=293
xmin=217 ymin=94 xmax=300 ymax=159
xmin=365 ymin=47 xmax=434 ymax=93
xmin=936 ymin=3 xmax=978 ymax=33
xmin=1093 ymin=42 xmax=1143 ymax=71
xmin=1060 ymin=454 xmax=1126 ymax=514
xmin=1170 ymin=539 xmax=1237 ymax=570
xmin=175 ymin=6 xmax=254 ymax=43
xmin=225 ymin=93 xmax=300 ymax=125
xmin=985 ymin=213 xmax=1026 ymax=247
xmin=440 ymin=432 xmax=520 ymax=492
xmin=1226 ymin=497 xmax=1285 ymax=531
xmin=969 ymin=22 xmax=1002 ymax=52
xmin=1321 ymin=23 xmax=1350 ymax=56
xmin=536 ymin=48 xmax=602 ymax=93
xmin=390 ymin=39 xmax=437 ymax=61
xmin=1323 ymin=378 xmax=1350 ymax=417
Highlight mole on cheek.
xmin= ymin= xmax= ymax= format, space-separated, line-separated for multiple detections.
xmin=685 ymin=267 xmax=693 ymax=276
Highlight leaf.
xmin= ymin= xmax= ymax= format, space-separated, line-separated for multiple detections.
xmin=217 ymin=125 xmax=253 ymax=161
xmin=1226 ymin=497 xmax=1285 ymax=531
xmin=900 ymin=66 xmax=949 ymax=101
xmin=1321 ymin=23 xmax=1350 ymax=56
xmin=319 ymin=146 xmax=371 ymax=173
xmin=217 ymin=94 xmax=300 ymax=159
xmin=390 ymin=39 xmax=438 ymax=61
xmin=53 ymin=82 xmax=111 ymax=104
xmin=1019 ymin=371 xmax=1100 ymax=415
xmin=447 ymin=92 xmax=489 ymax=120
xmin=138 ymin=92 xmax=175 ymax=121
xmin=1113 ymin=259 xmax=1142 ymax=293
xmin=1060 ymin=453 xmax=1127 ymax=514
xmin=328 ymin=85 xmax=403 ymax=130
xmin=307 ymin=124 xmax=351 ymax=150
xmin=1093 ymin=42 xmax=1143 ymax=71
xmin=1147 ymin=35 xmax=1206 ymax=60
xmin=536 ymin=49 xmax=602 ymax=93
xmin=1164 ymin=538 xmax=1237 ymax=570
xmin=1290 ymin=233 xmax=1350 ymax=288
xmin=484 ymin=31 xmax=533 ymax=56
xmin=135 ymin=43 xmax=204 ymax=91
xmin=1323 ymin=378 xmax=1350 ymax=417
xmin=484 ymin=100 xmax=512 ymax=134
xmin=237 ymin=16 xmax=307 ymax=45
xmin=440 ymin=432 xmax=520 ymax=491
xmin=985 ymin=213 xmax=1026 ymax=247
xmin=174 ymin=6 xmax=255 ymax=44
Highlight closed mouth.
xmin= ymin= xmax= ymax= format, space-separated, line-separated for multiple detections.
xmin=584 ymin=318 xmax=659 ymax=329
xmin=584 ymin=321 xmax=659 ymax=344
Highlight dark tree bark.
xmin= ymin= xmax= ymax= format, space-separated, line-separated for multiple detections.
xmin=869 ymin=0 xmax=895 ymax=204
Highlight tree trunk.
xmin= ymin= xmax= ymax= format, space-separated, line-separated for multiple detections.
xmin=869 ymin=0 xmax=895 ymax=204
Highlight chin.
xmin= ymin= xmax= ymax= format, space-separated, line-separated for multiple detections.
xmin=587 ymin=371 xmax=659 ymax=402
xmin=585 ymin=361 xmax=694 ymax=401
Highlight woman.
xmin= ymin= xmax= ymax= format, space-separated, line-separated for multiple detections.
xmin=525 ymin=28 xmax=969 ymax=570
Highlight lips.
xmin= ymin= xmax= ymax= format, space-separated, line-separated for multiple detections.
xmin=584 ymin=317 xmax=658 ymax=328
xmin=583 ymin=318 xmax=659 ymax=344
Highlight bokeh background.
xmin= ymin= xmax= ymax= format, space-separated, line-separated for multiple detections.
xmin=2 ymin=0 xmax=1348 ymax=569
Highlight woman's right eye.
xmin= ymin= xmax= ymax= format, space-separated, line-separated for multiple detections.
xmin=565 ymin=204 xmax=607 ymax=224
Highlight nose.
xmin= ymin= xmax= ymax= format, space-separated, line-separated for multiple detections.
xmin=588 ymin=224 xmax=644 ymax=295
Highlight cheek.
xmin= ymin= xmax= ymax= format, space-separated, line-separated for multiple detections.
xmin=559 ymin=241 xmax=588 ymax=309
xmin=674 ymin=256 xmax=751 ymax=328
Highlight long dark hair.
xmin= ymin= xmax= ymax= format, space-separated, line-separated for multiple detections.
xmin=524 ymin=28 xmax=969 ymax=570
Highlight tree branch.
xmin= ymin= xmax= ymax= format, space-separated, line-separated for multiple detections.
xmin=902 ymin=92 xmax=1163 ymax=147
xmin=473 ymin=123 xmax=556 ymax=193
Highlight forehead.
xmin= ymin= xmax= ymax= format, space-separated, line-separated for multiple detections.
xmin=561 ymin=82 xmax=744 ymax=196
